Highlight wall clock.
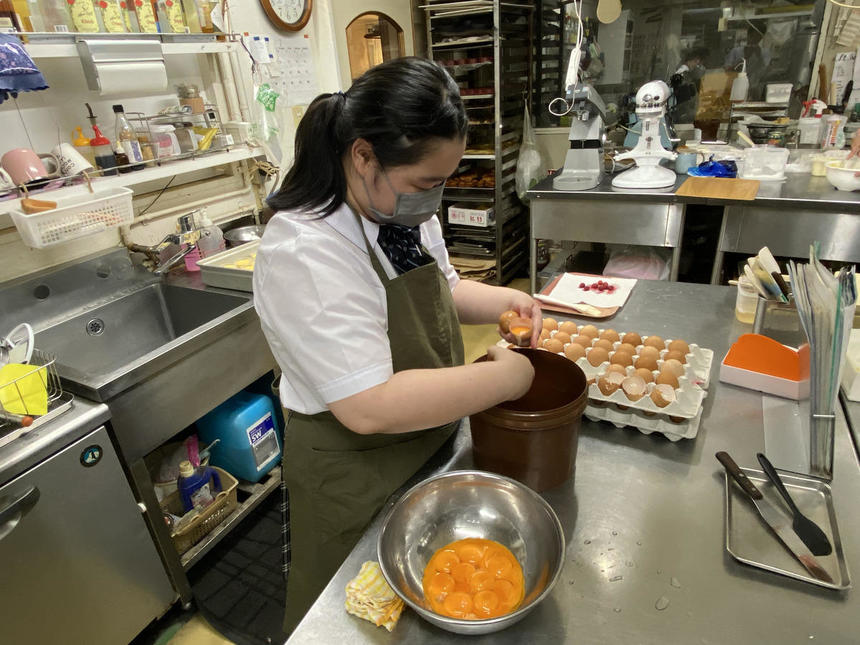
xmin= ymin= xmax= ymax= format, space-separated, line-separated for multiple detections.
xmin=260 ymin=0 xmax=312 ymax=32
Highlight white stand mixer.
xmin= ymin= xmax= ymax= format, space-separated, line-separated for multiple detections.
xmin=612 ymin=80 xmax=677 ymax=189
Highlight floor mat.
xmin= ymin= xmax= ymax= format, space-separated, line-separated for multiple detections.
xmin=189 ymin=489 xmax=287 ymax=645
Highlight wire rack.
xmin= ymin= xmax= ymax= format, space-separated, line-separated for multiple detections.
xmin=0 ymin=348 xmax=64 ymax=431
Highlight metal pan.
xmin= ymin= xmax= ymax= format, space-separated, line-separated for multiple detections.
xmin=724 ymin=466 xmax=851 ymax=590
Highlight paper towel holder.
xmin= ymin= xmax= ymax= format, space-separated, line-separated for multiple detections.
xmin=77 ymin=39 xmax=168 ymax=95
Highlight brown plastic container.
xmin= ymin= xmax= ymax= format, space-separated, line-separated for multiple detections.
xmin=470 ymin=348 xmax=588 ymax=492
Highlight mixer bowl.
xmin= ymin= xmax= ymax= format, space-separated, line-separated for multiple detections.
xmin=377 ymin=470 xmax=565 ymax=635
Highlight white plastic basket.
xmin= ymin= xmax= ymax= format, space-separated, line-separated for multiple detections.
xmin=11 ymin=187 xmax=134 ymax=248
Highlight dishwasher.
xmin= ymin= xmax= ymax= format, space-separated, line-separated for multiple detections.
xmin=0 ymin=402 xmax=175 ymax=644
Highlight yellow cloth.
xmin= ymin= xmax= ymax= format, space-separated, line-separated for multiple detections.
xmin=344 ymin=561 xmax=405 ymax=631
xmin=0 ymin=363 xmax=48 ymax=416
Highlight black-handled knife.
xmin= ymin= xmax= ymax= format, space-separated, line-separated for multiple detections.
xmin=716 ymin=451 xmax=834 ymax=584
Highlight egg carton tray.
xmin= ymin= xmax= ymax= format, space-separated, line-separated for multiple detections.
xmin=585 ymin=400 xmax=705 ymax=442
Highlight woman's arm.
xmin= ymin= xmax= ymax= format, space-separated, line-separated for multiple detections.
xmin=328 ymin=346 xmax=534 ymax=435
xmin=452 ymin=279 xmax=542 ymax=347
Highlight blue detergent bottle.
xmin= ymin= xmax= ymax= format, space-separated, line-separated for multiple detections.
xmin=177 ymin=460 xmax=222 ymax=512
xmin=197 ymin=390 xmax=282 ymax=483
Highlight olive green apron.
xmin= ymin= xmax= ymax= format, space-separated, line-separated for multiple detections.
xmin=281 ymin=214 xmax=465 ymax=633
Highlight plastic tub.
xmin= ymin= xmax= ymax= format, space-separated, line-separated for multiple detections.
xmin=470 ymin=348 xmax=588 ymax=491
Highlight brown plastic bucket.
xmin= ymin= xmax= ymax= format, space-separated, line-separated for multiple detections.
xmin=470 ymin=348 xmax=588 ymax=492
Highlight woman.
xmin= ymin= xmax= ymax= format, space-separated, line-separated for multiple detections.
xmin=253 ymin=57 xmax=539 ymax=633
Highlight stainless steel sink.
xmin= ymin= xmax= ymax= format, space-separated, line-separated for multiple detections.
xmin=35 ymin=282 xmax=253 ymax=401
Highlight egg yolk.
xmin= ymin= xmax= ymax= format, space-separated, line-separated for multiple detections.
xmin=422 ymin=538 xmax=524 ymax=620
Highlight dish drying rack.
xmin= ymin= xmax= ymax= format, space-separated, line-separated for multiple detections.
xmin=0 ymin=348 xmax=72 ymax=449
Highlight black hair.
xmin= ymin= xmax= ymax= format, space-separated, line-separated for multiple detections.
xmin=267 ymin=57 xmax=467 ymax=216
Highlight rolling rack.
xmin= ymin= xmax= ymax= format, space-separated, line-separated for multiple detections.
xmin=424 ymin=0 xmax=534 ymax=285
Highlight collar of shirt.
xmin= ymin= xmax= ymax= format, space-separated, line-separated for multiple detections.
xmin=323 ymin=201 xmax=399 ymax=279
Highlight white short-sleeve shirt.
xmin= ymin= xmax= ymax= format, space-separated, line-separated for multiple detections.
xmin=253 ymin=202 xmax=460 ymax=415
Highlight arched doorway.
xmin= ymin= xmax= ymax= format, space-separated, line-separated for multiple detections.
xmin=345 ymin=12 xmax=405 ymax=81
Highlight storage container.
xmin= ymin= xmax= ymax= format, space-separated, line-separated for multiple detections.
xmin=197 ymin=390 xmax=282 ymax=483
xmin=470 ymin=348 xmax=588 ymax=491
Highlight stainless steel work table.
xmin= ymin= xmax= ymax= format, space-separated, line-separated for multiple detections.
xmin=527 ymin=174 xmax=860 ymax=293
xmin=288 ymin=281 xmax=860 ymax=644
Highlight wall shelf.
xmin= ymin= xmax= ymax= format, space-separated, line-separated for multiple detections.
xmin=0 ymin=146 xmax=264 ymax=220
xmin=21 ymin=34 xmax=236 ymax=58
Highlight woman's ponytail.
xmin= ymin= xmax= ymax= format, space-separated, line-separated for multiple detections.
xmin=266 ymin=92 xmax=347 ymax=215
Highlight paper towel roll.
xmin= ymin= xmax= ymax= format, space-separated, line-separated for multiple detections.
xmin=96 ymin=61 xmax=168 ymax=95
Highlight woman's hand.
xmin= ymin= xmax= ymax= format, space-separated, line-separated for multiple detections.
xmin=497 ymin=292 xmax=542 ymax=348
xmin=486 ymin=345 xmax=535 ymax=400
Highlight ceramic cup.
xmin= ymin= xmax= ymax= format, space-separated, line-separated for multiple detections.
xmin=675 ymin=150 xmax=704 ymax=174
xmin=1 ymin=148 xmax=60 ymax=185
xmin=51 ymin=143 xmax=94 ymax=177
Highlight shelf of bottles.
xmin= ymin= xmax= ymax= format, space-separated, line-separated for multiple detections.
xmin=1 ymin=0 xmax=220 ymax=42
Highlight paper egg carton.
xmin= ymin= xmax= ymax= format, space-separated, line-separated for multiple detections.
xmin=584 ymin=401 xmax=705 ymax=442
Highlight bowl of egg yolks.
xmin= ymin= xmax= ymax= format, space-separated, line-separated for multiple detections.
xmin=377 ymin=470 xmax=565 ymax=635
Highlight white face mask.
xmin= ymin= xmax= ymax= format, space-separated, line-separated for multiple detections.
xmin=362 ymin=168 xmax=444 ymax=228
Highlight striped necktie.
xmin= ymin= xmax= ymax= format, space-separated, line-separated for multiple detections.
xmin=376 ymin=224 xmax=433 ymax=275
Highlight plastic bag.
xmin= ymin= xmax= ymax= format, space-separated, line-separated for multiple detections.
xmin=516 ymin=102 xmax=548 ymax=202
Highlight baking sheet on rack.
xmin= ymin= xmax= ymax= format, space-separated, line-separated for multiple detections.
xmin=725 ymin=467 xmax=851 ymax=590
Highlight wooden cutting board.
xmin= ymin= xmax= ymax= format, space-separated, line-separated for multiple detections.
xmin=676 ymin=177 xmax=760 ymax=201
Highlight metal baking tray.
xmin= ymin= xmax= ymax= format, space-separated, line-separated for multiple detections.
xmin=196 ymin=240 xmax=259 ymax=292
xmin=724 ymin=466 xmax=851 ymax=590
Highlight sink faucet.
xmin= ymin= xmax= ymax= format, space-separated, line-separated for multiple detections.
xmin=126 ymin=212 xmax=202 ymax=275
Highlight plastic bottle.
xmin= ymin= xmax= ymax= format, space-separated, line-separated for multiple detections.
xmin=197 ymin=390 xmax=282 ymax=483
xmin=89 ymin=124 xmax=118 ymax=176
xmin=177 ymin=460 xmax=222 ymax=512
xmin=96 ymin=0 xmax=125 ymax=32
xmin=113 ymin=104 xmax=144 ymax=170
xmin=730 ymin=59 xmax=749 ymax=103
xmin=72 ymin=126 xmax=96 ymax=167
xmin=183 ymin=212 xmax=224 ymax=270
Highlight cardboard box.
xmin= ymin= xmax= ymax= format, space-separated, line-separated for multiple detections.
xmin=448 ymin=203 xmax=494 ymax=227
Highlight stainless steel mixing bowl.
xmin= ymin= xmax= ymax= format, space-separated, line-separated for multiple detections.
xmin=377 ymin=470 xmax=565 ymax=635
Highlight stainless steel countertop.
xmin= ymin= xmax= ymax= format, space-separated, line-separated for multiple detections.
xmin=0 ymin=396 xmax=111 ymax=483
xmin=843 ymin=390 xmax=860 ymax=455
xmin=288 ymin=281 xmax=860 ymax=644
xmin=529 ymin=172 xmax=860 ymax=213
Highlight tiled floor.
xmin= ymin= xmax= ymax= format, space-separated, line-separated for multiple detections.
xmin=161 ymin=278 xmax=529 ymax=644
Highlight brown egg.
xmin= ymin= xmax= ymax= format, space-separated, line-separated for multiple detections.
xmin=542 ymin=317 xmax=558 ymax=332
xmin=638 ymin=345 xmax=660 ymax=361
xmin=539 ymin=328 xmax=551 ymax=343
xmin=498 ymin=310 xmax=518 ymax=334
xmin=600 ymin=329 xmax=620 ymax=343
xmin=621 ymin=375 xmax=647 ymax=401
xmin=572 ymin=335 xmax=593 ymax=348
xmin=622 ymin=332 xmax=642 ymax=347
xmin=554 ymin=331 xmax=572 ymax=345
xmin=543 ymin=338 xmax=564 ymax=353
xmin=635 ymin=367 xmax=654 ymax=383
xmin=651 ymin=384 xmax=676 ymax=408
xmin=668 ymin=339 xmax=690 ymax=355
xmin=656 ymin=372 xmax=679 ymax=389
xmin=643 ymin=335 xmax=665 ymax=350
xmin=607 ymin=363 xmax=628 ymax=375
xmin=661 ymin=358 xmax=685 ymax=377
xmin=617 ymin=343 xmax=637 ymax=355
xmin=610 ymin=351 xmax=633 ymax=367
xmin=564 ymin=343 xmax=586 ymax=362
xmin=587 ymin=346 xmax=609 ymax=367
xmin=593 ymin=338 xmax=614 ymax=351
xmin=580 ymin=324 xmax=599 ymax=339
xmin=598 ymin=371 xmax=625 ymax=396
xmin=635 ymin=355 xmax=659 ymax=372
xmin=559 ymin=321 xmax=579 ymax=335
xmin=664 ymin=350 xmax=687 ymax=365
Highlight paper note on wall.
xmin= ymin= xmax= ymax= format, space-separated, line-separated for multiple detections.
xmin=831 ymin=51 xmax=856 ymax=105
xmin=244 ymin=34 xmax=272 ymax=64
xmin=277 ymin=36 xmax=319 ymax=107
